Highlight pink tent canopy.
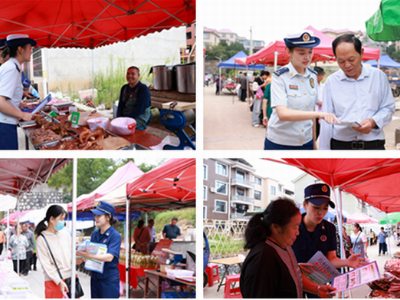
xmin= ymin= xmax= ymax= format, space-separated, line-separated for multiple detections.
xmin=67 ymin=161 xmax=144 ymax=212
xmin=346 ymin=211 xmax=378 ymax=224
xmin=0 ymin=210 xmax=32 ymax=225
xmin=0 ymin=159 xmax=71 ymax=195
xmin=235 ymin=26 xmax=380 ymax=66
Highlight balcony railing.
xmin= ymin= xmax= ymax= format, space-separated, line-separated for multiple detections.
xmin=231 ymin=195 xmax=254 ymax=204
xmin=231 ymin=178 xmax=254 ymax=187
xmin=231 ymin=213 xmax=250 ymax=219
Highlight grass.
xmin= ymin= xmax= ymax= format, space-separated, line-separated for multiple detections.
xmin=154 ymin=208 xmax=195 ymax=233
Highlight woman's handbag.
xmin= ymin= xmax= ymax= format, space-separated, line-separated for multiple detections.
xmin=40 ymin=234 xmax=84 ymax=298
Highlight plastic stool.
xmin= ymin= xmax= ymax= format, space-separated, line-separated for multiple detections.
xmin=206 ymin=264 xmax=220 ymax=287
xmin=223 ymin=274 xmax=242 ymax=298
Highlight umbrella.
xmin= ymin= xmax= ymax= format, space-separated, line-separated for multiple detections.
xmin=379 ymin=212 xmax=400 ymax=224
xmin=366 ymin=0 xmax=400 ymax=41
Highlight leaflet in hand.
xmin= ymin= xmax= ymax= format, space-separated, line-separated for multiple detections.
xmin=334 ymin=122 xmax=361 ymax=127
xmin=330 ymin=261 xmax=381 ymax=294
xmin=76 ymin=244 xmax=100 ymax=258
xmin=83 ymin=242 xmax=107 ymax=274
xmin=304 ymin=251 xmax=340 ymax=285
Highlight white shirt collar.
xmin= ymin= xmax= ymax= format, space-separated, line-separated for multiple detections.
xmin=338 ymin=64 xmax=370 ymax=81
xmin=9 ymin=57 xmax=22 ymax=71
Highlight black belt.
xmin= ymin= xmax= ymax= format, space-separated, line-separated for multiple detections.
xmin=331 ymin=138 xmax=385 ymax=150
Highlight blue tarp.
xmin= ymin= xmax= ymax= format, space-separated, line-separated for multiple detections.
xmin=67 ymin=212 xmax=140 ymax=222
xmin=365 ymin=55 xmax=400 ymax=68
xmin=217 ymin=51 xmax=265 ymax=70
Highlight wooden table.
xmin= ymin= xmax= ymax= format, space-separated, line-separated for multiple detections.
xmin=24 ymin=113 xmax=163 ymax=150
xmin=144 ymin=270 xmax=196 ymax=298
xmin=209 ymin=257 xmax=244 ymax=292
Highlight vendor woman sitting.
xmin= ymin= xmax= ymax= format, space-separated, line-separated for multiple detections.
xmin=117 ymin=66 xmax=151 ymax=131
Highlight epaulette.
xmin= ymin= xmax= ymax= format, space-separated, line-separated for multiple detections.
xmin=308 ymin=67 xmax=317 ymax=75
xmin=273 ymin=67 xmax=289 ymax=77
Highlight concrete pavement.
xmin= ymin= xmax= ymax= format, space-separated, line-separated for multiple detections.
xmin=204 ymin=237 xmax=400 ymax=298
xmin=204 ymin=85 xmax=400 ymax=150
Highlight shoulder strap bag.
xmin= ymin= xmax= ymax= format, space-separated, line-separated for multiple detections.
xmin=132 ymin=228 xmax=144 ymax=252
xmin=40 ymin=234 xmax=84 ymax=298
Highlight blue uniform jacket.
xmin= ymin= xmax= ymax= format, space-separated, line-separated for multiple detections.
xmin=292 ymin=213 xmax=337 ymax=263
xmin=90 ymin=226 xmax=121 ymax=280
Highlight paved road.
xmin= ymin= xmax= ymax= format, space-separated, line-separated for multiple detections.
xmin=204 ymin=85 xmax=400 ymax=150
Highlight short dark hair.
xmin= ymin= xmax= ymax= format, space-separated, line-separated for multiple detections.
xmin=381 ymin=227 xmax=384 ymax=230
xmin=244 ymin=198 xmax=299 ymax=249
xmin=127 ymin=66 xmax=140 ymax=73
xmin=332 ymin=34 xmax=362 ymax=57
xmin=172 ymin=217 xmax=178 ymax=221
xmin=149 ymin=219 xmax=154 ymax=223
xmin=260 ymin=71 xmax=270 ymax=77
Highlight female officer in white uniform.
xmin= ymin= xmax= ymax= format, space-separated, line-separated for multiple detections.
xmin=264 ymin=31 xmax=340 ymax=150
xmin=0 ymin=34 xmax=35 ymax=150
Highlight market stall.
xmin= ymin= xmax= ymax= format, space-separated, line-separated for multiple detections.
xmin=73 ymin=158 xmax=196 ymax=298
xmin=0 ymin=159 xmax=72 ymax=299
xmin=266 ymin=158 xmax=400 ymax=298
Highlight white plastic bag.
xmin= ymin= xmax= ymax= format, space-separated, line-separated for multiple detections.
xmin=110 ymin=117 xmax=136 ymax=136
xmin=87 ymin=117 xmax=109 ymax=131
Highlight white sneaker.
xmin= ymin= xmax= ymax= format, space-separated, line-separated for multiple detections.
xmin=253 ymin=124 xmax=259 ymax=128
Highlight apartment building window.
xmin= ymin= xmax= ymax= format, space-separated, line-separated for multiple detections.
xmin=203 ymin=165 xmax=207 ymax=180
xmin=203 ymin=186 xmax=207 ymax=200
xmin=216 ymin=162 xmax=227 ymax=176
xmin=271 ymin=186 xmax=276 ymax=195
xmin=236 ymin=170 xmax=245 ymax=183
xmin=254 ymin=206 xmax=261 ymax=210
xmin=215 ymin=200 xmax=227 ymax=213
xmin=216 ymin=181 xmax=227 ymax=195
xmin=254 ymin=177 xmax=261 ymax=185
xmin=278 ymin=185 xmax=282 ymax=192
xmin=222 ymin=34 xmax=226 ymax=38
xmin=230 ymin=34 xmax=233 ymax=38
xmin=186 ymin=32 xmax=192 ymax=40
xmin=254 ymin=191 xmax=262 ymax=200
xmin=236 ymin=187 xmax=245 ymax=196
xmin=204 ymin=33 xmax=210 ymax=39
xmin=203 ymin=206 xmax=207 ymax=219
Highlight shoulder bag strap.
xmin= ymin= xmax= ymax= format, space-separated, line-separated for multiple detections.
xmin=40 ymin=234 xmax=63 ymax=281
xmin=354 ymin=232 xmax=361 ymax=246
xmin=138 ymin=228 xmax=144 ymax=239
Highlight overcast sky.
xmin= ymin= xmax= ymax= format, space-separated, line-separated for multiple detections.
xmin=245 ymin=158 xmax=305 ymax=190
xmin=201 ymin=0 xmax=381 ymax=43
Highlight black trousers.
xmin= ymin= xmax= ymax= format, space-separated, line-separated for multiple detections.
xmin=23 ymin=251 xmax=32 ymax=274
xmin=315 ymin=119 xmax=320 ymax=140
xmin=31 ymin=252 xmax=37 ymax=268
xmin=215 ymin=85 xmax=220 ymax=95
xmin=0 ymin=243 xmax=3 ymax=256
xmin=240 ymin=89 xmax=247 ymax=102
xmin=379 ymin=242 xmax=387 ymax=254
xmin=12 ymin=259 xmax=25 ymax=274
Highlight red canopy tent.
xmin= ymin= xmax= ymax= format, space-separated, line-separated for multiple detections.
xmin=266 ymin=158 xmax=400 ymax=257
xmin=126 ymin=158 xmax=196 ymax=210
xmin=0 ymin=210 xmax=32 ymax=225
xmin=0 ymin=0 xmax=196 ymax=48
xmin=235 ymin=26 xmax=380 ymax=67
xmin=346 ymin=211 xmax=379 ymax=224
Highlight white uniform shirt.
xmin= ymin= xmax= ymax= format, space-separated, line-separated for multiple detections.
xmin=266 ymin=62 xmax=319 ymax=146
xmin=0 ymin=57 xmax=23 ymax=125
xmin=146 ymin=226 xmax=156 ymax=242
xmin=319 ymin=64 xmax=395 ymax=150
xmin=315 ymin=82 xmax=324 ymax=112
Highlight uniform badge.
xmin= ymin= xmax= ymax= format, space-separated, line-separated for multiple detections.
xmin=322 ymin=185 xmax=328 ymax=192
xmin=289 ymin=85 xmax=298 ymax=90
xmin=310 ymin=78 xmax=315 ymax=88
xmin=98 ymin=201 xmax=102 ymax=207
xmin=321 ymin=235 xmax=327 ymax=242
xmin=303 ymin=33 xmax=310 ymax=42
xmin=103 ymin=239 xmax=107 ymax=243
xmin=106 ymin=233 xmax=109 ymax=236
xmin=290 ymin=72 xmax=294 ymax=76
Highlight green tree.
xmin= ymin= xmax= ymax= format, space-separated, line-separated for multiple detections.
xmin=392 ymin=50 xmax=400 ymax=61
xmin=205 ymin=41 xmax=249 ymax=61
xmin=77 ymin=159 xmax=116 ymax=196
xmin=47 ymin=162 xmax=73 ymax=194
xmin=388 ymin=44 xmax=396 ymax=56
